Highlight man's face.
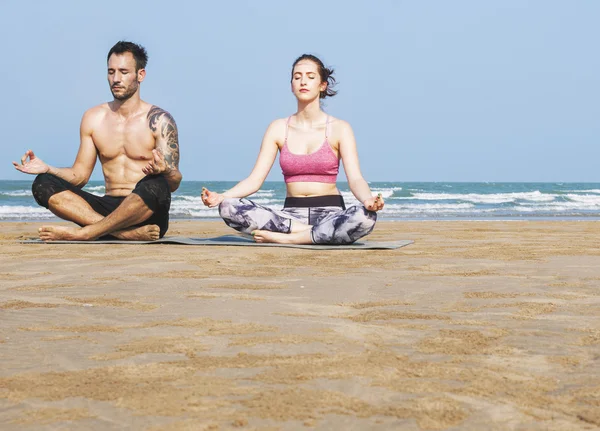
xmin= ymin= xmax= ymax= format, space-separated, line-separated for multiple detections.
xmin=107 ymin=52 xmax=142 ymax=101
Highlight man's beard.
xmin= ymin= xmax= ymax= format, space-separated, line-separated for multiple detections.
xmin=111 ymin=83 xmax=138 ymax=101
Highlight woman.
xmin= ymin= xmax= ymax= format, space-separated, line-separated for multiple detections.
xmin=201 ymin=54 xmax=384 ymax=244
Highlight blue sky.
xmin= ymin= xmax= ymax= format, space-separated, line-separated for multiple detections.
xmin=1 ymin=1 xmax=598 ymax=182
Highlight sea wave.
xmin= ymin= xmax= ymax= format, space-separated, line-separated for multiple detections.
xmin=515 ymin=201 xmax=600 ymax=212
xmin=173 ymin=195 xmax=204 ymax=202
xmin=251 ymin=190 xmax=276 ymax=198
xmin=564 ymin=194 xmax=600 ymax=204
xmin=370 ymin=187 xmax=402 ymax=198
xmin=408 ymin=191 xmax=555 ymax=204
xmin=563 ymin=189 xmax=600 ymax=194
xmin=0 ymin=205 xmax=54 ymax=219
xmin=170 ymin=205 xmax=220 ymax=218
xmin=384 ymin=203 xmax=475 ymax=210
xmin=3 ymin=181 xmax=600 ymax=220
xmin=0 ymin=190 xmax=31 ymax=197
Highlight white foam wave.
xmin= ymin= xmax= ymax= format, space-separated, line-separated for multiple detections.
xmin=169 ymin=200 xmax=220 ymax=218
xmin=409 ymin=191 xmax=555 ymax=204
xmin=171 ymin=198 xmax=282 ymax=215
xmin=247 ymin=198 xmax=281 ymax=204
xmin=339 ymin=188 xmax=401 ymax=200
xmin=370 ymin=187 xmax=402 ymax=198
xmin=173 ymin=199 xmax=280 ymax=210
xmin=340 ymin=192 xmax=361 ymax=206
xmin=0 ymin=190 xmax=31 ymax=197
xmin=383 ymin=207 xmax=494 ymax=216
xmin=171 ymin=208 xmax=220 ymax=218
xmin=173 ymin=195 xmax=204 ymax=203
xmin=251 ymin=190 xmax=275 ymax=198
xmin=515 ymin=201 xmax=600 ymax=212
xmin=80 ymin=185 xmax=105 ymax=197
xmin=564 ymin=194 xmax=600 ymax=204
xmin=374 ymin=187 xmax=403 ymax=191
xmin=0 ymin=205 xmax=55 ymax=219
xmin=564 ymin=189 xmax=600 ymax=194
xmin=172 ymin=190 xmax=276 ymax=202
xmin=340 ymin=191 xmax=380 ymax=202
xmin=384 ymin=203 xmax=475 ymax=210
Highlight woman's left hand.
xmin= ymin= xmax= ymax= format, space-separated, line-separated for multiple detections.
xmin=363 ymin=194 xmax=384 ymax=212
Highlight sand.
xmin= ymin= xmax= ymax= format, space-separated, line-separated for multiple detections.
xmin=0 ymin=220 xmax=599 ymax=430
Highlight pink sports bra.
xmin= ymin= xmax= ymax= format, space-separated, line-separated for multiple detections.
xmin=279 ymin=116 xmax=340 ymax=184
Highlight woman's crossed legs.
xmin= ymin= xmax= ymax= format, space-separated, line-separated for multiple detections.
xmin=218 ymin=197 xmax=377 ymax=245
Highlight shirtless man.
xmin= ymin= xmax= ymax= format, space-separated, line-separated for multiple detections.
xmin=12 ymin=41 xmax=181 ymax=241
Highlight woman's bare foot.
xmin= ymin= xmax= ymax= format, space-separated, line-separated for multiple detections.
xmin=252 ymin=229 xmax=312 ymax=244
xmin=289 ymin=220 xmax=312 ymax=233
xmin=112 ymin=225 xmax=160 ymax=241
xmin=38 ymin=226 xmax=84 ymax=241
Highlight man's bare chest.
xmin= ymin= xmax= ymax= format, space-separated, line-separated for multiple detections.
xmin=92 ymin=119 xmax=155 ymax=161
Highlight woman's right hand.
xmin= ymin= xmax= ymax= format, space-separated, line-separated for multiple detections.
xmin=363 ymin=194 xmax=385 ymax=212
xmin=201 ymin=187 xmax=225 ymax=208
xmin=12 ymin=150 xmax=50 ymax=175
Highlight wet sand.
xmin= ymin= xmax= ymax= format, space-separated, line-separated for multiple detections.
xmin=0 ymin=220 xmax=599 ymax=430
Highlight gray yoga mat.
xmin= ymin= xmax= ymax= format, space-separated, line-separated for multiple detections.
xmin=22 ymin=235 xmax=413 ymax=250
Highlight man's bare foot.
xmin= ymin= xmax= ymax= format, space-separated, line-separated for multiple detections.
xmin=39 ymin=224 xmax=160 ymax=242
xmin=252 ymin=229 xmax=312 ymax=244
xmin=112 ymin=225 xmax=161 ymax=241
xmin=38 ymin=226 xmax=84 ymax=241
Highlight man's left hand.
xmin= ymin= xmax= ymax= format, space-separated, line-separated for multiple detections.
xmin=142 ymin=149 xmax=171 ymax=176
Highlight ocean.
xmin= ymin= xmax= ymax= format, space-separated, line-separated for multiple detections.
xmin=1 ymin=180 xmax=600 ymax=221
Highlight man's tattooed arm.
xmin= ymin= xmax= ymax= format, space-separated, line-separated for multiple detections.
xmin=147 ymin=105 xmax=182 ymax=192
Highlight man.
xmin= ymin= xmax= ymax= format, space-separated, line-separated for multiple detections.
xmin=13 ymin=41 xmax=181 ymax=241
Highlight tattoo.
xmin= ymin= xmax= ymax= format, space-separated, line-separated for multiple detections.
xmin=147 ymin=105 xmax=180 ymax=170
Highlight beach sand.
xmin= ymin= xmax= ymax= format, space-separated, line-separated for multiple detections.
xmin=0 ymin=220 xmax=599 ymax=430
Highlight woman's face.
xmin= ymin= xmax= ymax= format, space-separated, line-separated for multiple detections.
xmin=291 ymin=60 xmax=327 ymax=101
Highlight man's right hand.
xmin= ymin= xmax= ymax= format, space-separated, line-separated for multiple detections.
xmin=201 ymin=187 xmax=225 ymax=208
xmin=12 ymin=150 xmax=50 ymax=175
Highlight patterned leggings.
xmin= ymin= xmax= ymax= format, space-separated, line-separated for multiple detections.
xmin=218 ymin=195 xmax=377 ymax=244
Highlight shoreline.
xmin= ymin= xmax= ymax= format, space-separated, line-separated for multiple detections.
xmin=3 ymin=180 xmax=600 ymax=224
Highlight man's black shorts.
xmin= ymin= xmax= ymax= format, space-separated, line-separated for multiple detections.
xmin=32 ymin=174 xmax=171 ymax=237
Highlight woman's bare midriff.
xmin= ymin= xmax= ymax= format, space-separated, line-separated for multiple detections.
xmin=285 ymin=182 xmax=339 ymax=198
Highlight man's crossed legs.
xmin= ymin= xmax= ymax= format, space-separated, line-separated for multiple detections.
xmin=32 ymin=174 xmax=171 ymax=241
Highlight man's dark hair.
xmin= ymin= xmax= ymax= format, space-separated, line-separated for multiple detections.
xmin=107 ymin=41 xmax=148 ymax=71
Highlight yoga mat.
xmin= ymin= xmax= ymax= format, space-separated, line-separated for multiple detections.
xmin=22 ymin=235 xmax=413 ymax=250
